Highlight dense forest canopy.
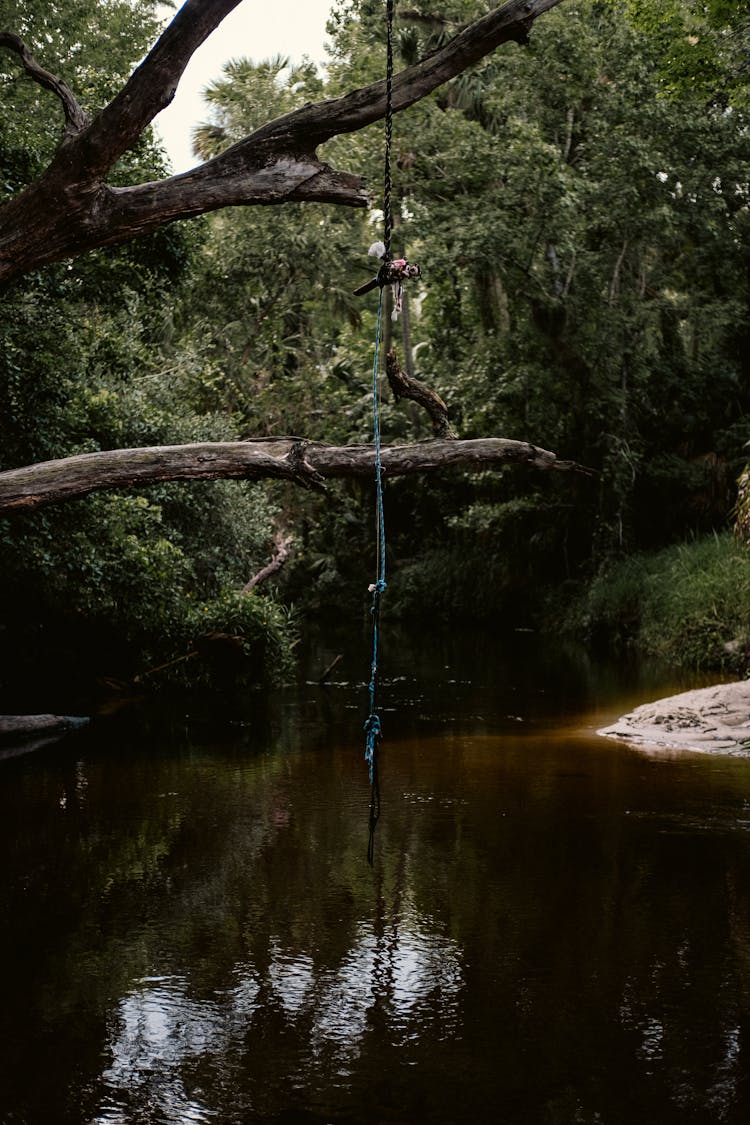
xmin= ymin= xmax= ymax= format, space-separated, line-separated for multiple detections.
xmin=1 ymin=0 xmax=749 ymax=691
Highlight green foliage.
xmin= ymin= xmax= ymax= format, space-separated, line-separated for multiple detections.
xmin=0 ymin=0 xmax=165 ymax=197
xmin=618 ymin=0 xmax=750 ymax=107
xmin=175 ymin=589 xmax=296 ymax=688
xmin=386 ymin=0 xmax=748 ymax=575
xmin=0 ymin=10 xmax=293 ymax=686
xmin=0 ymin=273 xmax=293 ymax=683
xmin=167 ymin=52 xmax=379 ymax=442
xmin=2 ymin=0 xmax=750 ymax=685
xmin=174 ymin=0 xmax=750 ymax=632
xmin=0 ymin=476 xmax=294 ymax=683
xmin=567 ymin=532 xmax=750 ymax=670
xmin=192 ymin=55 xmax=325 ymax=159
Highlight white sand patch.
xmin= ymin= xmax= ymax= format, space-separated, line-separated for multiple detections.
xmin=598 ymin=680 xmax=750 ymax=756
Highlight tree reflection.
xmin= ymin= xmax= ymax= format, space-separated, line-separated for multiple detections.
xmin=96 ymin=913 xmax=463 ymax=1121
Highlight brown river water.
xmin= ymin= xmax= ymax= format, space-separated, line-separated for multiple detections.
xmin=1 ymin=627 xmax=750 ymax=1124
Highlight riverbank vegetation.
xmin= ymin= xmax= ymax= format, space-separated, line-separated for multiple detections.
xmin=1 ymin=0 xmax=749 ymax=695
xmin=560 ymin=532 xmax=750 ymax=673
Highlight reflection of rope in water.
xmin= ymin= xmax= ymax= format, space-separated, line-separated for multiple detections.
xmin=367 ymin=756 xmax=381 ymax=866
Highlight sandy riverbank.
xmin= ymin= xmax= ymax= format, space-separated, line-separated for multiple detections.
xmin=598 ymin=679 xmax=750 ymax=756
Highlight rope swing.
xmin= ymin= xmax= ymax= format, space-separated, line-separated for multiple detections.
xmin=356 ymin=0 xmax=421 ymax=863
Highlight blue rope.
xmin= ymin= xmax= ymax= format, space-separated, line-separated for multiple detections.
xmin=364 ymin=289 xmax=387 ymax=784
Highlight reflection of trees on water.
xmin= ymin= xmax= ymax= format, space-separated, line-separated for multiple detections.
xmin=4 ymin=675 xmax=750 ymax=1122
xmin=96 ymin=917 xmax=463 ymax=1123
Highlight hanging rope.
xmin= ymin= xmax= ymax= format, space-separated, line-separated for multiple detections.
xmin=363 ymin=277 xmax=386 ymax=864
xmin=364 ymin=0 xmax=395 ymax=862
xmin=352 ymin=1 xmax=419 ymax=320
xmin=382 ymin=0 xmax=394 ymax=262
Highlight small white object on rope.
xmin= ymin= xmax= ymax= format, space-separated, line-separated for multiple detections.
xmin=353 ymin=242 xmax=421 ymax=322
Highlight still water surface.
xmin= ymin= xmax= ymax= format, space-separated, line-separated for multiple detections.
xmin=2 ymin=630 xmax=750 ymax=1124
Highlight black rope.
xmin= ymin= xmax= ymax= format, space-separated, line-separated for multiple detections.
xmin=383 ymin=0 xmax=394 ymax=262
xmin=367 ymin=755 xmax=381 ymax=866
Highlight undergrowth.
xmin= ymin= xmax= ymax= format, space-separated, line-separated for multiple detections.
xmin=563 ymin=532 xmax=750 ymax=671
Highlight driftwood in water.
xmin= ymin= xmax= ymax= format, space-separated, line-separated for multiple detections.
xmin=0 ymin=714 xmax=89 ymax=735
xmin=0 ymin=714 xmax=89 ymax=762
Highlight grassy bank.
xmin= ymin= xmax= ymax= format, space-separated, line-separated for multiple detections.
xmin=562 ymin=532 xmax=750 ymax=672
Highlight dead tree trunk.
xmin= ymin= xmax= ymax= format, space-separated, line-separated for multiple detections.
xmin=0 ymin=437 xmax=593 ymax=514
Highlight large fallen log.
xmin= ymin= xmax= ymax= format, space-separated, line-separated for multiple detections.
xmin=0 ymin=714 xmax=90 ymax=736
xmin=0 ymin=714 xmax=90 ymax=762
xmin=0 ymin=437 xmax=593 ymax=514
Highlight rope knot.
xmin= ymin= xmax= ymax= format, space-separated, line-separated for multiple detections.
xmin=354 ymin=247 xmax=421 ymax=313
xmin=364 ymin=711 xmax=382 ymax=780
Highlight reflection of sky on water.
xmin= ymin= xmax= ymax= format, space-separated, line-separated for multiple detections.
xmin=94 ymin=913 xmax=463 ymax=1121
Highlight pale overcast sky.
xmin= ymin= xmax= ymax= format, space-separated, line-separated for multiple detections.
xmin=154 ymin=1 xmax=335 ymax=173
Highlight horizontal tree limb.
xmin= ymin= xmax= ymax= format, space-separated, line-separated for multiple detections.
xmin=0 ymin=437 xmax=593 ymax=514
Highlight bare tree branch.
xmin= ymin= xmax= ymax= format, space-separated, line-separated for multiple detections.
xmin=242 ymin=528 xmax=294 ymax=592
xmin=386 ymin=347 xmax=457 ymax=438
xmin=81 ymin=0 xmax=245 ymax=174
xmin=246 ymin=0 xmax=565 ymax=146
xmin=0 ymin=436 xmax=593 ymax=514
xmin=0 ymin=0 xmax=567 ymax=285
xmin=0 ymin=32 xmax=88 ymax=133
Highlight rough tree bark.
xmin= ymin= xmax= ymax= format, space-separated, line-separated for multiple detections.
xmin=0 ymin=0 xmax=566 ymax=285
xmin=385 ymin=348 xmax=457 ymax=439
xmin=242 ymin=527 xmax=294 ymax=592
xmin=0 ymin=437 xmax=591 ymax=514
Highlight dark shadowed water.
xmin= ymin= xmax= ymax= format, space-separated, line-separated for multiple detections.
xmin=2 ymin=628 xmax=750 ymax=1125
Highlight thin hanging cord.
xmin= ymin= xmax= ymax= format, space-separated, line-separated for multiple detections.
xmin=365 ymin=0 xmax=395 ymax=863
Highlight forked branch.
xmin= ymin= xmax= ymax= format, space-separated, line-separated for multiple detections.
xmin=386 ymin=348 xmax=457 ymax=439
xmin=0 ymin=0 xmax=567 ymax=285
